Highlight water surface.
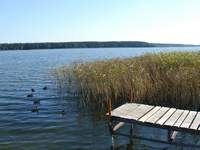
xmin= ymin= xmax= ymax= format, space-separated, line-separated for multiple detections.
xmin=0 ymin=47 xmax=200 ymax=150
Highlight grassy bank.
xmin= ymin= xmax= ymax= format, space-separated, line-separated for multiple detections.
xmin=54 ymin=51 xmax=200 ymax=111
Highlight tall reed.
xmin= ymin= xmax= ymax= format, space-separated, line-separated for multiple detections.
xmin=54 ymin=51 xmax=200 ymax=110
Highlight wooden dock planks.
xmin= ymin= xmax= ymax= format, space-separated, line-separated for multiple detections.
xmin=146 ymin=107 xmax=170 ymax=123
xmin=164 ymin=109 xmax=184 ymax=126
xmin=156 ymin=108 xmax=176 ymax=125
xmin=111 ymin=103 xmax=140 ymax=118
xmin=174 ymin=110 xmax=189 ymax=127
xmin=139 ymin=106 xmax=161 ymax=122
xmin=111 ymin=103 xmax=200 ymax=134
xmin=180 ymin=111 xmax=197 ymax=128
xmin=190 ymin=112 xmax=200 ymax=130
xmin=126 ymin=104 xmax=154 ymax=120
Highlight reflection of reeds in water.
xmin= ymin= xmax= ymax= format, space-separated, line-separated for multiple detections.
xmin=54 ymin=51 xmax=200 ymax=110
xmin=53 ymin=66 xmax=73 ymax=97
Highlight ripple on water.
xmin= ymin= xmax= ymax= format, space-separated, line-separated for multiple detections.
xmin=1 ymin=48 xmax=200 ymax=149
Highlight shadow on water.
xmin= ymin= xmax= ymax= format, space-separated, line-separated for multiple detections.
xmin=105 ymin=123 xmax=200 ymax=150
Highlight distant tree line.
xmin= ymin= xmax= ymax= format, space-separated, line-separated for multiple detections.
xmin=0 ymin=41 xmax=154 ymax=50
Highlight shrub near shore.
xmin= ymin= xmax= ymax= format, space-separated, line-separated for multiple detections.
xmin=55 ymin=51 xmax=200 ymax=110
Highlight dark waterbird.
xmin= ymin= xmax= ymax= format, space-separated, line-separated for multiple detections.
xmin=31 ymin=88 xmax=35 ymax=92
xmin=61 ymin=110 xmax=65 ymax=115
xmin=27 ymin=93 xmax=33 ymax=97
xmin=32 ymin=106 xmax=39 ymax=112
xmin=33 ymin=99 xmax=40 ymax=104
xmin=43 ymin=86 xmax=47 ymax=90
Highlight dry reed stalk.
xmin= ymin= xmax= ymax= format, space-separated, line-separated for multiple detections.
xmin=54 ymin=51 xmax=200 ymax=110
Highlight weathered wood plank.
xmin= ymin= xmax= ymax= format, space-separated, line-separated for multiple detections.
xmin=139 ymin=106 xmax=161 ymax=122
xmin=122 ymin=103 xmax=142 ymax=118
xmin=112 ymin=103 xmax=140 ymax=118
xmin=146 ymin=107 xmax=170 ymax=123
xmin=126 ymin=104 xmax=154 ymax=120
xmin=190 ymin=112 xmax=200 ymax=130
xmin=112 ymin=103 xmax=138 ymax=114
xmin=156 ymin=108 xmax=176 ymax=125
xmin=173 ymin=110 xmax=189 ymax=127
xmin=180 ymin=111 xmax=197 ymax=129
xmin=164 ymin=109 xmax=184 ymax=126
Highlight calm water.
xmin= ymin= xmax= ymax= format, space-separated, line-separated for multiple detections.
xmin=0 ymin=47 xmax=200 ymax=150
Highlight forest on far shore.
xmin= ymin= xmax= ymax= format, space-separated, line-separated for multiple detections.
xmin=0 ymin=41 xmax=197 ymax=50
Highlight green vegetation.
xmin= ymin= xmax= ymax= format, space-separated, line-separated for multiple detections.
xmin=0 ymin=41 xmax=153 ymax=50
xmin=54 ymin=51 xmax=200 ymax=110
xmin=0 ymin=41 xmax=198 ymax=50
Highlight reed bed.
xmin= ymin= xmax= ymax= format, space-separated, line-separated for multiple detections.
xmin=54 ymin=51 xmax=200 ymax=110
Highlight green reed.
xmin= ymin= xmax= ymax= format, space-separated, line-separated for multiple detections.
xmin=54 ymin=51 xmax=200 ymax=110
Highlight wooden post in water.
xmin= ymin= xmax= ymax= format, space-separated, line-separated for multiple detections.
xmin=108 ymin=99 xmax=115 ymax=149
xmin=129 ymin=124 xmax=133 ymax=145
xmin=168 ymin=130 xmax=178 ymax=142
xmin=104 ymin=99 xmax=115 ymax=149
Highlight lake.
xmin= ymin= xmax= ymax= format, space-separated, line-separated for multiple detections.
xmin=0 ymin=47 xmax=200 ymax=150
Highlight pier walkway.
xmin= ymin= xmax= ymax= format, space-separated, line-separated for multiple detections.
xmin=107 ymin=103 xmax=200 ymax=148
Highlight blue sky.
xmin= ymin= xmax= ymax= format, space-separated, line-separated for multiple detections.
xmin=0 ymin=0 xmax=200 ymax=44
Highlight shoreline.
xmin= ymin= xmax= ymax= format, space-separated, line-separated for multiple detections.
xmin=0 ymin=41 xmax=199 ymax=51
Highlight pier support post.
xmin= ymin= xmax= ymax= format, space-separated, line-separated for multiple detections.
xmin=108 ymin=120 xmax=115 ymax=149
xmin=168 ymin=130 xmax=178 ymax=142
xmin=129 ymin=124 xmax=133 ymax=144
xmin=111 ymin=134 xmax=115 ymax=149
xmin=105 ymin=99 xmax=115 ymax=149
xmin=168 ymin=129 xmax=173 ymax=142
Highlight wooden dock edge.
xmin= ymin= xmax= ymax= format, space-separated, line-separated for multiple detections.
xmin=106 ymin=102 xmax=200 ymax=149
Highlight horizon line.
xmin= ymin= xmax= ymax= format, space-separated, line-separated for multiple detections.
xmin=0 ymin=41 xmax=199 ymax=45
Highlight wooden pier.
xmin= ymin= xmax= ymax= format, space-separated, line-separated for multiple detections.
xmin=106 ymin=103 xmax=200 ymax=148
